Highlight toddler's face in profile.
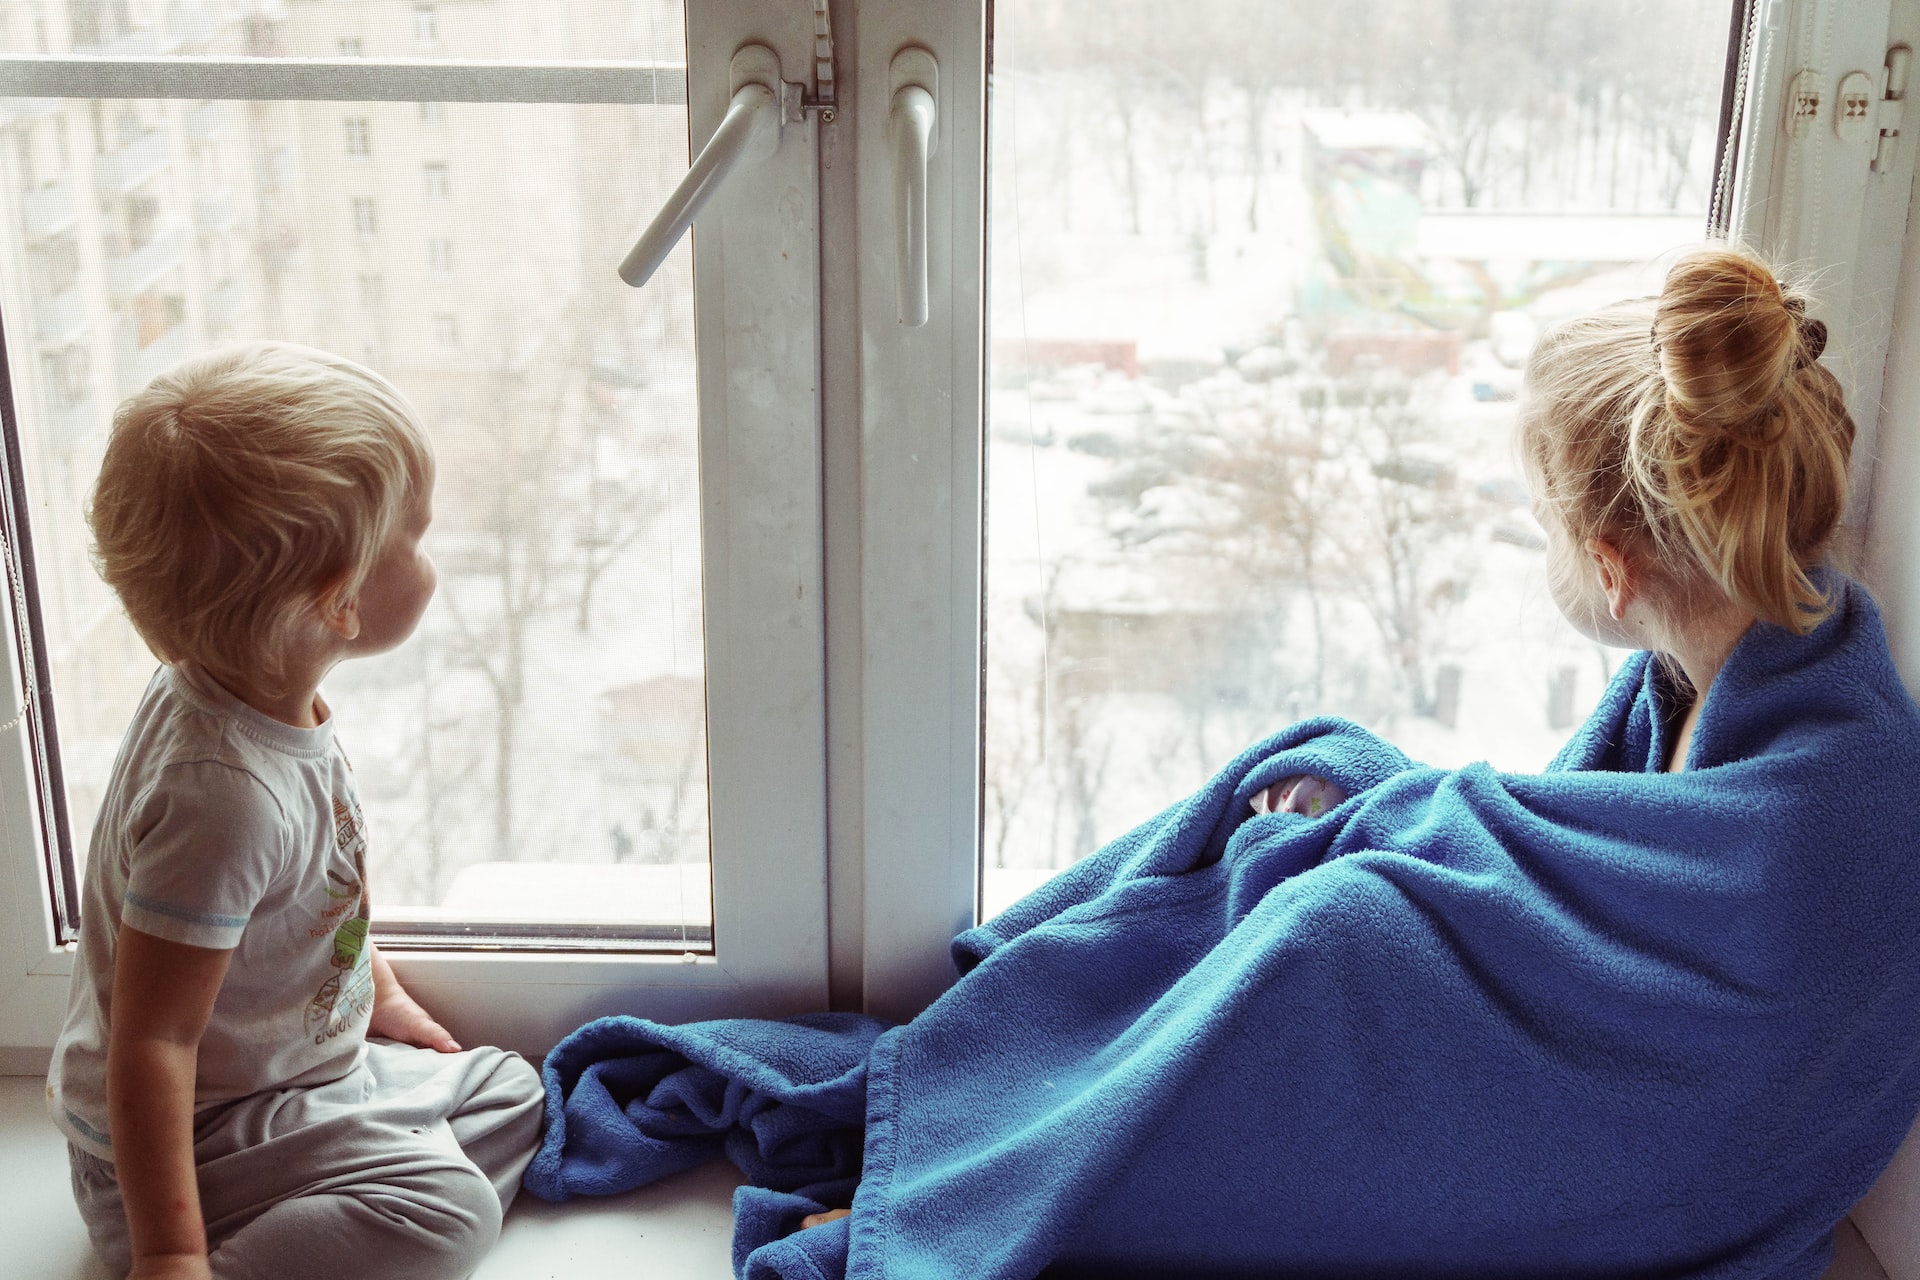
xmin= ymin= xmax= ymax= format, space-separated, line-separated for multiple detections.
xmin=344 ymin=463 xmax=437 ymax=658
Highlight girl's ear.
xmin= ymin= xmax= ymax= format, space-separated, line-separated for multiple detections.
xmin=1583 ymin=537 xmax=1636 ymax=622
xmin=317 ymin=575 xmax=362 ymax=642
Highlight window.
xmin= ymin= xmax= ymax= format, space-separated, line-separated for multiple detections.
xmin=0 ymin=0 xmax=1911 ymax=1047
xmin=38 ymin=345 xmax=88 ymax=407
xmin=974 ymin=0 xmax=1744 ymax=915
xmin=413 ymin=5 xmax=439 ymax=49
xmin=0 ymin=0 xmax=831 ymax=1048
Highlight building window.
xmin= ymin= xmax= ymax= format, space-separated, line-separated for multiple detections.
xmin=343 ymin=116 xmax=370 ymax=157
xmin=423 ymin=162 xmax=450 ymax=201
xmin=352 ymin=196 xmax=377 ymax=235
xmin=427 ymin=237 xmax=452 ymax=278
xmin=419 ymin=102 xmax=447 ymax=125
xmin=337 ymin=37 xmax=363 ymax=56
xmin=357 ymin=272 xmax=383 ymax=308
xmin=413 ymin=4 xmax=439 ymax=48
xmin=433 ymin=313 xmax=458 ymax=347
xmin=39 ymin=344 xmax=88 ymax=407
xmin=133 ymin=292 xmax=185 ymax=347
xmin=11 ymin=132 xmax=32 ymax=192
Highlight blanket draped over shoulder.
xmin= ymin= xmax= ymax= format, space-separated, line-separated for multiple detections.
xmin=526 ymin=575 xmax=1920 ymax=1280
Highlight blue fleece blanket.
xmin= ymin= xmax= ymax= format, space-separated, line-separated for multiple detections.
xmin=527 ymin=574 xmax=1920 ymax=1280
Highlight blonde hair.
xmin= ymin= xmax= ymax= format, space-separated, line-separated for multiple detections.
xmin=1520 ymin=245 xmax=1855 ymax=634
xmin=87 ymin=341 xmax=433 ymax=695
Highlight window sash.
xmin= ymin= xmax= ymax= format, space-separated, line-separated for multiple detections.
xmin=0 ymin=7 xmax=833 ymax=1056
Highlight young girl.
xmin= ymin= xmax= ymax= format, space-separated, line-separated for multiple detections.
xmin=539 ymin=245 xmax=1920 ymax=1280
xmin=1252 ymin=243 xmax=1853 ymax=819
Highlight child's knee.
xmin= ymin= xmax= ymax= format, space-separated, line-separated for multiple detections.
xmin=378 ymin=1159 xmax=503 ymax=1274
xmin=498 ymin=1049 xmax=543 ymax=1106
xmin=407 ymin=1161 xmax=505 ymax=1275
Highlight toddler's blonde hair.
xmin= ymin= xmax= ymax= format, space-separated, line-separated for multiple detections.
xmin=87 ymin=341 xmax=433 ymax=695
xmin=1521 ymin=245 xmax=1855 ymax=634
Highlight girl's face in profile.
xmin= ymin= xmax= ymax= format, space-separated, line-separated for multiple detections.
xmin=1531 ymin=483 xmax=1638 ymax=652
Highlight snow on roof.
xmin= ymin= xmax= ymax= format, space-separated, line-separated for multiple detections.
xmin=1302 ymin=111 xmax=1430 ymax=152
xmin=1417 ymin=212 xmax=1706 ymax=264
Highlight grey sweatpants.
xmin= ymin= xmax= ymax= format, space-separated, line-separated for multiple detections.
xmin=67 ymin=1040 xmax=545 ymax=1280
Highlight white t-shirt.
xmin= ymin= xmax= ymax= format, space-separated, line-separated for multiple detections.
xmin=48 ymin=664 xmax=376 ymax=1160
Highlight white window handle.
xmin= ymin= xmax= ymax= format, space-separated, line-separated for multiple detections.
xmin=889 ymin=48 xmax=938 ymax=327
xmin=620 ymin=44 xmax=787 ymax=288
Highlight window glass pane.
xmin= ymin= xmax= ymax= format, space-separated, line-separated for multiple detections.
xmin=0 ymin=0 xmax=683 ymax=61
xmin=983 ymin=0 xmax=1736 ymax=914
xmin=0 ymin=78 xmax=712 ymax=944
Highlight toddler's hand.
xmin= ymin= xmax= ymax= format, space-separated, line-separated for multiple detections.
xmin=801 ymin=1208 xmax=851 ymax=1229
xmin=1251 ymin=775 xmax=1347 ymax=819
xmin=368 ymin=984 xmax=462 ymax=1053
xmin=129 ymin=1254 xmax=213 ymax=1280
xmin=368 ymin=943 xmax=462 ymax=1053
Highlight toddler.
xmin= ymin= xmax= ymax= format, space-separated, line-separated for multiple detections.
xmin=46 ymin=342 xmax=544 ymax=1280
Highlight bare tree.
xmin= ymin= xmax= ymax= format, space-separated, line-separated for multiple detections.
xmin=1326 ymin=376 xmax=1475 ymax=716
xmin=435 ymin=318 xmax=582 ymax=862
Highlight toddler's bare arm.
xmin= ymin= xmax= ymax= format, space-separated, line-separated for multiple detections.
xmin=107 ymin=924 xmax=231 ymax=1280
xmin=368 ymin=943 xmax=462 ymax=1053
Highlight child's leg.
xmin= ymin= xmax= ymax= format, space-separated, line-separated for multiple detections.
xmin=199 ymin=1043 xmax=543 ymax=1280
xmin=67 ymin=1143 xmax=135 ymax=1276
xmin=441 ymin=1042 xmax=545 ymax=1215
xmin=70 ymin=1043 xmax=543 ymax=1280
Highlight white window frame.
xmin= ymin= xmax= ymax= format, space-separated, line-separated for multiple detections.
xmin=1726 ymin=0 xmax=1920 ymax=535
xmin=5 ymin=0 xmax=1920 ymax=1063
xmin=841 ymin=0 xmax=1920 ymax=1020
xmin=0 ymin=0 xmax=833 ymax=1059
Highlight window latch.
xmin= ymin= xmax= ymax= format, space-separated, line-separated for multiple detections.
xmin=618 ymin=44 xmax=796 ymax=289
xmin=1874 ymin=44 xmax=1913 ymax=172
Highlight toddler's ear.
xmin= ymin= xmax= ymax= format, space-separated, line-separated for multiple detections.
xmin=317 ymin=577 xmax=363 ymax=642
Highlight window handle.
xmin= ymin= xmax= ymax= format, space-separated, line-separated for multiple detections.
xmin=620 ymin=44 xmax=787 ymax=288
xmin=889 ymin=48 xmax=938 ymax=327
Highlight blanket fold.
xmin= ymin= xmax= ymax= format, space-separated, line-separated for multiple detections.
xmin=529 ymin=575 xmax=1920 ymax=1280
xmin=524 ymin=1011 xmax=886 ymax=1205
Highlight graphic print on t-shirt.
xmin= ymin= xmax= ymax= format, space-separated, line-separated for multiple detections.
xmin=305 ymin=793 xmax=375 ymax=1044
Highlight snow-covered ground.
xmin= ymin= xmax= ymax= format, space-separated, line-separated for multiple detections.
xmin=977 ymin=75 xmax=1708 ymax=909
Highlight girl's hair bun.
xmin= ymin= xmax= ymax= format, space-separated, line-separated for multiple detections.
xmin=1522 ymin=244 xmax=1855 ymax=635
xmin=1650 ymin=249 xmax=1812 ymax=440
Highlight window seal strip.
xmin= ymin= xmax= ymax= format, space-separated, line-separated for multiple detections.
xmin=0 ymin=304 xmax=79 ymax=945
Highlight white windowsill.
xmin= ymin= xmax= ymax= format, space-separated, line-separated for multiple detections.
xmin=0 ymin=1076 xmax=742 ymax=1280
xmin=0 ymin=1072 xmax=1896 ymax=1280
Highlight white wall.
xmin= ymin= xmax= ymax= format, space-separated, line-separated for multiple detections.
xmin=1866 ymin=168 xmax=1920 ymax=695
